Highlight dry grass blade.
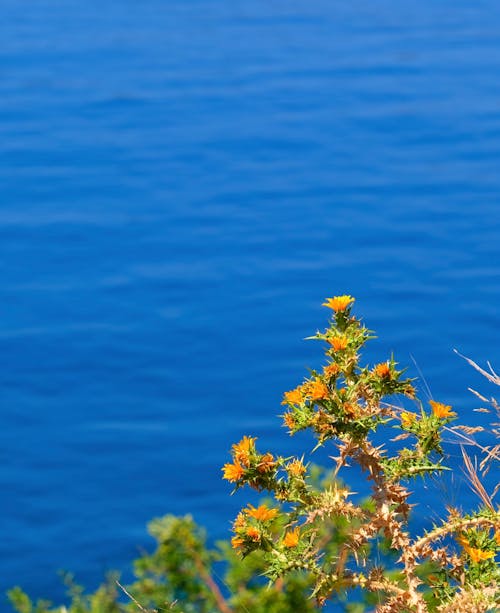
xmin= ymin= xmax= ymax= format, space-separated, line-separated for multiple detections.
xmin=443 ymin=425 xmax=500 ymax=462
xmin=460 ymin=447 xmax=494 ymax=511
xmin=479 ymin=443 xmax=500 ymax=476
xmin=454 ymin=350 xmax=500 ymax=386
xmin=453 ymin=351 xmax=500 ymax=488
xmin=116 ymin=581 xmax=152 ymax=612
xmin=115 ymin=580 xmax=180 ymax=613
xmin=468 ymin=387 xmax=490 ymax=403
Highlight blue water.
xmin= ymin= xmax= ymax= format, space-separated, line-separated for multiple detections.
xmin=1 ymin=1 xmax=500 ymax=608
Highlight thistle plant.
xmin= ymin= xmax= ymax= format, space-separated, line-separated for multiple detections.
xmin=8 ymin=296 xmax=500 ymax=613
xmin=222 ymin=296 xmax=500 ymax=612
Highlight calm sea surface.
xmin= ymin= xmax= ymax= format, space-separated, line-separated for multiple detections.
xmin=1 ymin=1 xmax=500 ymax=608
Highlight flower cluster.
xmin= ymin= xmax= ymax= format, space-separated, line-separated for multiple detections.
xmin=222 ymin=435 xmax=278 ymax=491
xmin=279 ymin=296 xmax=415 ymax=444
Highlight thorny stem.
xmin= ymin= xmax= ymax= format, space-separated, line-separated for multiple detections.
xmin=367 ymin=443 xmax=426 ymax=610
xmin=410 ymin=516 xmax=500 ymax=559
xmin=331 ymin=439 xmax=427 ymax=611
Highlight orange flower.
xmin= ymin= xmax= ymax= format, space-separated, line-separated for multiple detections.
xmin=456 ymin=534 xmax=470 ymax=548
xmin=495 ymin=529 xmax=500 ymax=546
xmin=308 ymin=379 xmax=329 ymax=400
xmin=374 ymin=362 xmax=391 ymax=378
xmin=246 ymin=527 xmax=261 ymax=542
xmin=257 ymin=452 xmax=275 ymax=473
xmin=232 ymin=435 xmax=256 ymax=466
xmin=322 ymin=295 xmax=355 ymax=312
xmin=283 ymin=526 xmax=300 ymax=548
xmin=343 ymin=402 xmax=359 ymax=417
xmin=222 ymin=461 xmax=245 ymax=482
xmin=457 ymin=533 xmax=495 ymax=562
xmin=328 ymin=335 xmax=348 ymax=351
xmin=313 ymin=410 xmax=333 ymax=435
xmin=323 ymin=363 xmax=340 ymax=378
xmin=245 ymin=504 xmax=278 ymax=522
xmin=429 ymin=400 xmax=455 ymax=419
xmin=287 ymin=459 xmax=306 ymax=477
xmin=466 ymin=547 xmax=495 ymax=563
xmin=231 ymin=535 xmax=244 ymax=550
xmin=282 ymin=386 xmax=304 ymax=405
xmin=283 ymin=412 xmax=296 ymax=430
xmin=400 ymin=411 xmax=416 ymax=428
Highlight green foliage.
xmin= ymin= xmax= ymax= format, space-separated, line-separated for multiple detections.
xmin=8 ymin=514 xmax=320 ymax=613
xmin=8 ymin=574 xmax=120 ymax=613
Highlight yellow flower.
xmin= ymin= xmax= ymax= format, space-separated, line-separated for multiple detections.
xmin=283 ymin=526 xmax=300 ymax=548
xmin=328 ymin=335 xmax=348 ymax=351
xmin=222 ymin=461 xmax=245 ymax=482
xmin=281 ymin=386 xmax=304 ymax=405
xmin=275 ymin=489 xmax=289 ymax=501
xmin=400 ymin=411 xmax=416 ymax=428
xmin=245 ymin=504 xmax=278 ymax=522
xmin=257 ymin=452 xmax=275 ymax=473
xmin=322 ymin=295 xmax=355 ymax=312
xmin=246 ymin=527 xmax=261 ymax=542
xmin=233 ymin=512 xmax=246 ymax=530
xmin=374 ymin=362 xmax=391 ymax=378
xmin=429 ymin=400 xmax=455 ymax=419
xmin=403 ymin=383 xmax=416 ymax=399
xmin=231 ymin=535 xmax=244 ymax=550
xmin=466 ymin=547 xmax=495 ymax=563
xmin=287 ymin=459 xmax=306 ymax=477
xmin=231 ymin=435 xmax=256 ymax=467
xmin=308 ymin=379 xmax=329 ymax=400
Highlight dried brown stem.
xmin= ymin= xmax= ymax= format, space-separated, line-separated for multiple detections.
xmin=191 ymin=555 xmax=234 ymax=613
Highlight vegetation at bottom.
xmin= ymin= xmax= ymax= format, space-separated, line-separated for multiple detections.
xmin=8 ymin=296 xmax=500 ymax=612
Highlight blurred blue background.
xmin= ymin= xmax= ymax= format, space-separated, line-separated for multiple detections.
xmin=1 ymin=1 xmax=499 ymax=608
